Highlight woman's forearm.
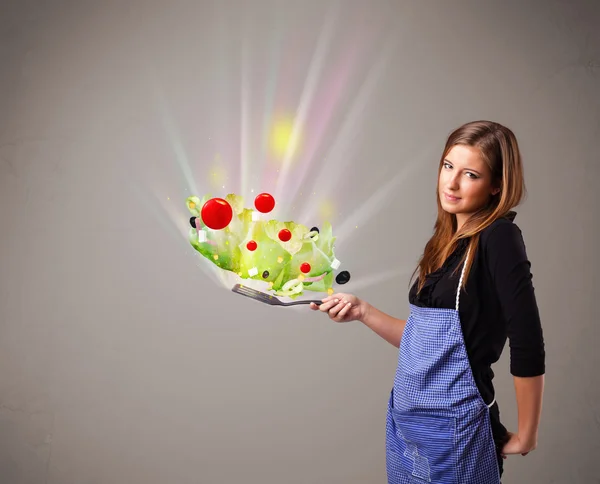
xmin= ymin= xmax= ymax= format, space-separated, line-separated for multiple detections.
xmin=359 ymin=303 xmax=406 ymax=348
xmin=514 ymin=374 xmax=545 ymax=446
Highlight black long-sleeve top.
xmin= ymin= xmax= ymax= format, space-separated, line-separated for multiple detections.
xmin=408 ymin=213 xmax=545 ymax=466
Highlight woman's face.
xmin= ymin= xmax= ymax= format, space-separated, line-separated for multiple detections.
xmin=438 ymin=144 xmax=500 ymax=228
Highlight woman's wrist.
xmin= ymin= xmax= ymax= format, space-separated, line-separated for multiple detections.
xmin=359 ymin=300 xmax=372 ymax=324
xmin=517 ymin=428 xmax=538 ymax=448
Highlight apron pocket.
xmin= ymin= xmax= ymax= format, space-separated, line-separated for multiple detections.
xmin=390 ymin=409 xmax=457 ymax=484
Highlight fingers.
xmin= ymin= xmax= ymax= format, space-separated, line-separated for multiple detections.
xmin=328 ymin=299 xmax=351 ymax=321
xmin=500 ymin=431 xmax=534 ymax=457
xmin=321 ymin=293 xmax=345 ymax=304
xmin=308 ymin=300 xmax=339 ymax=311
xmin=322 ymin=298 xmax=341 ymax=315
xmin=308 ymin=297 xmax=350 ymax=319
xmin=310 ymin=294 xmax=353 ymax=322
xmin=335 ymin=300 xmax=352 ymax=320
xmin=309 ymin=299 xmax=338 ymax=312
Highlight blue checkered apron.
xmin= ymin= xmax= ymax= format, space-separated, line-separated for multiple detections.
xmin=386 ymin=250 xmax=501 ymax=483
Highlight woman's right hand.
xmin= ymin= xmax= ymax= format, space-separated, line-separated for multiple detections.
xmin=309 ymin=293 xmax=369 ymax=323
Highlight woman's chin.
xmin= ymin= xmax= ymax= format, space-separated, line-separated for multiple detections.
xmin=440 ymin=202 xmax=460 ymax=214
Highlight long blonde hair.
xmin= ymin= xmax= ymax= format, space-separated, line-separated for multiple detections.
xmin=415 ymin=120 xmax=526 ymax=292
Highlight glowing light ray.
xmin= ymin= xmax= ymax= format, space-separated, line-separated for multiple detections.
xmin=258 ymin=10 xmax=284 ymax=188
xmin=125 ymin=5 xmax=243 ymax=291
xmin=125 ymin=5 xmax=198 ymax=199
xmin=240 ymin=36 xmax=251 ymax=202
xmin=274 ymin=1 xmax=341 ymax=204
xmin=213 ymin=4 xmax=234 ymax=185
xmin=284 ymin=47 xmax=358 ymax=208
xmin=298 ymin=34 xmax=397 ymax=225
xmin=283 ymin=269 xmax=411 ymax=313
xmin=149 ymin=83 xmax=198 ymax=198
xmin=132 ymin=184 xmax=188 ymax=245
xmin=131 ymin=185 xmax=228 ymax=290
xmin=333 ymin=159 xmax=423 ymax=245
xmin=131 ymin=183 xmax=228 ymax=290
xmin=333 ymin=268 xmax=409 ymax=293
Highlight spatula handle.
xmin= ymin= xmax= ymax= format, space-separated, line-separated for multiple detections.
xmin=286 ymin=299 xmax=323 ymax=306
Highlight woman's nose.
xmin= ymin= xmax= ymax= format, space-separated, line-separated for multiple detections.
xmin=447 ymin=174 xmax=460 ymax=189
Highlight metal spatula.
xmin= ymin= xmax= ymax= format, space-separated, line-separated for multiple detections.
xmin=231 ymin=284 xmax=323 ymax=306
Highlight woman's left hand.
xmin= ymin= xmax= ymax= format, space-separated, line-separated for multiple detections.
xmin=500 ymin=431 xmax=537 ymax=457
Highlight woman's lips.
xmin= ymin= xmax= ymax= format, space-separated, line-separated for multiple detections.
xmin=444 ymin=192 xmax=461 ymax=202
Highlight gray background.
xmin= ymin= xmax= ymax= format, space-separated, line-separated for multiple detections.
xmin=1 ymin=1 xmax=598 ymax=483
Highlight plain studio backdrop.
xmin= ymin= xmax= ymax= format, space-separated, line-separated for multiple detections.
xmin=0 ymin=1 xmax=598 ymax=483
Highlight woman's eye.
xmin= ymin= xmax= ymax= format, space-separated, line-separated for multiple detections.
xmin=443 ymin=162 xmax=452 ymax=169
xmin=466 ymin=172 xmax=478 ymax=179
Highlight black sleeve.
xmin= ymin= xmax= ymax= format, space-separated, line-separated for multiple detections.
xmin=484 ymin=222 xmax=546 ymax=377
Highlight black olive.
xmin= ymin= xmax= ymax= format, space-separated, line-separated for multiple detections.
xmin=335 ymin=270 xmax=351 ymax=285
xmin=189 ymin=216 xmax=197 ymax=228
xmin=262 ymin=270 xmax=270 ymax=279
xmin=310 ymin=226 xmax=319 ymax=233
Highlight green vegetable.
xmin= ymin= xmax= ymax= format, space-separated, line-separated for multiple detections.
xmin=186 ymin=193 xmax=338 ymax=296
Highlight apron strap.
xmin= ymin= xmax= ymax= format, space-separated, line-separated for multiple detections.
xmin=455 ymin=246 xmax=471 ymax=312
xmin=454 ymin=246 xmax=497 ymax=410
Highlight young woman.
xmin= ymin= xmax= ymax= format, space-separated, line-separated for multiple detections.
xmin=310 ymin=120 xmax=545 ymax=483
